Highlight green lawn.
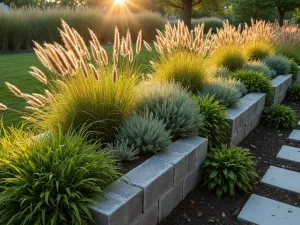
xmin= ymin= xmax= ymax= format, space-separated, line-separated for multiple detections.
xmin=0 ymin=45 xmax=155 ymax=127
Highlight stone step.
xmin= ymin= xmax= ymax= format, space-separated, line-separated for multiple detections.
xmin=289 ymin=130 xmax=300 ymax=142
xmin=277 ymin=145 xmax=300 ymax=163
xmin=261 ymin=166 xmax=300 ymax=194
xmin=238 ymin=194 xmax=300 ymax=225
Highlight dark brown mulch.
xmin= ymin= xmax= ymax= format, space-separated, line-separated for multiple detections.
xmin=160 ymin=100 xmax=300 ymax=225
xmin=121 ymin=152 xmax=155 ymax=173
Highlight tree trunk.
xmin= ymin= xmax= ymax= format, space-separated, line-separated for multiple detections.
xmin=182 ymin=0 xmax=192 ymax=29
xmin=278 ymin=7 xmax=285 ymax=26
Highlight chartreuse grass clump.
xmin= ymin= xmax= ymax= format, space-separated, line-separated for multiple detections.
xmin=0 ymin=125 xmax=120 ymax=225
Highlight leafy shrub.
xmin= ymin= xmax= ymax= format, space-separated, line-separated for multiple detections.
xmin=245 ymin=41 xmax=274 ymax=60
xmin=230 ymin=70 xmax=274 ymax=104
xmin=152 ymin=52 xmax=210 ymax=94
xmin=262 ymin=104 xmax=296 ymax=129
xmin=136 ymin=82 xmax=204 ymax=138
xmin=210 ymin=44 xmax=248 ymax=72
xmin=34 ymin=74 xmax=138 ymax=144
xmin=117 ymin=112 xmax=172 ymax=154
xmin=262 ymin=55 xmax=291 ymax=75
xmin=289 ymin=59 xmax=299 ymax=83
xmin=244 ymin=61 xmax=276 ymax=79
xmin=105 ymin=140 xmax=139 ymax=161
xmin=202 ymin=145 xmax=257 ymax=198
xmin=0 ymin=127 xmax=120 ymax=225
xmin=191 ymin=17 xmax=223 ymax=33
xmin=199 ymin=78 xmax=242 ymax=107
xmin=287 ymin=83 xmax=300 ymax=102
xmin=209 ymin=66 xmax=230 ymax=78
xmin=225 ymin=77 xmax=248 ymax=95
xmin=194 ymin=95 xmax=229 ymax=147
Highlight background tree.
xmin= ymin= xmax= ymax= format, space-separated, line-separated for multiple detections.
xmin=155 ymin=0 xmax=224 ymax=29
xmin=273 ymin=0 xmax=300 ymax=26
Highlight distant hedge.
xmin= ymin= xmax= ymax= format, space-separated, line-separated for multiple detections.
xmin=192 ymin=17 xmax=224 ymax=33
xmin=0 ymin=7 xmax=165 ymax=51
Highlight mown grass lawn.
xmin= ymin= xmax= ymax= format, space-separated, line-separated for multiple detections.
xmin=0 ymin=45 xmax=155 ymax=127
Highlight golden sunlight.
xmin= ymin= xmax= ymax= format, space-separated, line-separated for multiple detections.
xmin=114 ymin=0 xmax=126 ymax=5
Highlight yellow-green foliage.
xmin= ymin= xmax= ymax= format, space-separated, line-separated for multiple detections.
xmin=34 ymin=74 xmax=138 ymax=143
xmin=245 ymin=41 xmax=274 ymax=60
xmin=210 ymin=44 xmax=248 ymax=72
xmin=0 ymin=7 xmax=164 ymax=51
xmin=152 ymin=52 xmax=210 ymax=94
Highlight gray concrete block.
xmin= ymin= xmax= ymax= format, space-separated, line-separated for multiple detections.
xmin=238 ymin=194 xmax=300 ymax=225
xmin=183 ymin=167 xmax=202 ymax=198
xmin=289 ymin=129 xmax=300 ymax=142
xmin=226 ymin=127 xmax=245 ymax=146
xmin=89 ymin=180 xmax=143 ymax=225
xmin=125 ymin=158 xmax=174 ymax=211
xmin=277 ymin=145 xmax=300 ymax=163
xmin=226 ymin=107 xmax=247 ymax=136
xmin=178 ymin=137 xmax=208 ymax=168
xmin=261 ymin=166 xmax=300 ymax=194
xmin=244 ymin=120 xmax=252 ymax=137
xmin=272 ymin=75 xmax=292 ymax=104
xmin=251 ymin=115 xmax=261 ymax=129
xmin=132 ymin=203 xmax=159 ymax=225
xmin=158 ymin=181 xmax=183 ymax=222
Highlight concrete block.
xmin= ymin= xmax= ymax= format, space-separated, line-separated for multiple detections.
xmin=158 ymin=181 xmax=183 ymax=222
xmin=226 ymin=107 xmax=247 ymax=136
xmin=244 ymin=120 xmax=252 ymax=137
xmin=183 ymin=167 xmax=202 ymax=198
xmin=89 ymin=180 xmax=143 ymax=225
xmin=277 ymin=145 xmax=300 ymax=163
xmin=132 ymin=203 xmax=159 ymax=225
xmin=226 ymin=127 xmax=245 ymax=146
xmin=125 ymin=158 xmax=173 ymax=211
xmin=251 ymin=115 xmax=261 ymax=129
xmin=289 ymin=129 xmax=300 ymax=142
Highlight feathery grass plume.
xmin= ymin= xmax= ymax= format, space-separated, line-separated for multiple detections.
xmin=126 ymin=29 xmax=132 ymax=53
xmin=29 ymin=71 xmax=48 ymax=85
xmin=0 ymin=103 xmax=7 ymax=111
xmin=31 ymin=66 xmax=47 ymax=80
xmin=73 ymin=29 xmax=90 ymax=59
xmin=64 ymin=50 xmax=78 ymax=73
xmin=27 ymin=100 xmax=42 ymax=107
xmin=129 ymin=47 xmax=134 ymax=62
xmin=89 ymin=28 xmax=102 ymax=52
xmin=100 ymin=47 xmax=109 ymax=65
xmin=60 ymin=30 xmax=82 ymax=62
xmin=54 ymin=44 xmax=72 ymax=71
xmin=23 ymin=94 xmax=44 ymax=107
xmin=114 ymin=26 xmax=120 ymax=55
xmin=113 ymin=66 xmax=118 ymax=83
xmin=45 ymin=90 xmax=55 ymax=102
xmin=61 ymin=19 xmax=76 ymax=44
xmin=25 ymin=106 xmax=42 ymax=113
xmin=56 ymin=80 xmax=68 ymax=89
xmin=89 ymin=63 xmax=99 ymax=80
xmin=81 ymin=61 xmax=89 ymax=79
xmin=20 ymin=116 xmax=37 ymax=123
xmin=143 ymin=40 xmax=152 ymax=52
xmin=5 ymin=82 xmax=23 ymax=97
xmin=32 ymin=93 xmax=48 ymax=104
xmin=136 ymin=31 xmax=142 ymax=54
xmin=121 ymin=37 xmax=127 ymax=56
xmin=113 ymin=50 xmax=118 ymax=66
xmin=90 ymin=41 xmax=100 ymax=62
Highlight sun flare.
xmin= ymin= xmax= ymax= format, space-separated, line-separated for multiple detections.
xmin=114 ymin=0 xmax=125 ymax=5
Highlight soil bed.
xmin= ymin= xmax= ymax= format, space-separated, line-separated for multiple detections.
xmin=160 ymin=100 xmax=300 ymax=225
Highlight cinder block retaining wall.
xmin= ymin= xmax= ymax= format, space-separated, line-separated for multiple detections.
xmin=89 ymin=137 xmax=208 ymax=225
xmin=271 ymin=75 xmax=292 ymax=104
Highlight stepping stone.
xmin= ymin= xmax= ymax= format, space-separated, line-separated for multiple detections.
xmin=238 ymin=194 xmax=300 ymax=225
xmin=277 ymin=145 xmax=300 ymax=163
xmin=298 ymin=121 xmax=300 ymax=126
xmin=289 ymin=130 xmax=300 ymax=142
xmin=261 ymin=166 xmax=300 ymax=194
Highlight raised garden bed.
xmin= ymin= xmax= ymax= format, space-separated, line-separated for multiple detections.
xmin=88 ymin=137 xmax=208 ymax=225
xmin=271 ymin=74 xmax=292 ymax=104
xmin=226 ymin=93 xmax=266 ymax=146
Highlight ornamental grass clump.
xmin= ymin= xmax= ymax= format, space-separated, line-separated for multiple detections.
xmin=209 ymin=44 xmax=248 ymax=72
xmin=0 ymin=126 xmax=120 ymax=225
xmin=2 ymin=20 xmax=151 ymax=143
xmin=116 ymin=112 xmax=172 ymax=154
xmin=152 ymin=51 xmax=210 ymax=94
xmin=244 ymin=61 xmax=276 ymax=79
xmin=209 ymin=66 xmax=230 ymax=78
xmin=194 ymin=95 xmax=229 ymax=148
xmin=198 ymin=77 xmax=243 ymax=107
xmin=262 ymin=55 xmax=291 ymax=75
xmin=202 ymin=145 xmax=258 ymax=198
xmin=230 ymin=70 xmax=274 ymax=104
xmin=136 ymin=82 xmax=204 ymax=138
xmin=288 ymin=59 xmax=299 ymax=83
xmin=262 ymin=104 xmax=296 ymax=129
xmin=244 ymin=40 xmax=274 ymax=60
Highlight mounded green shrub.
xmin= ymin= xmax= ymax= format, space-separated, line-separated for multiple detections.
xmin=262 ymin=104 xmax=296 ymax=129
xmin=152 ymin=51 xmax=210 ymax=94
xmin=192 ymin=17 xmax=223 ymax=33
xmin=287 ymin=83 xmax=300 ymax=102
xmin=289 ymin=59 xmax=299 ymax=83
xmin=194 ymin=95 xmax=230 ymax=147
xmin=245 ymin=41 xmax=274 ymax=60
xmin=262 ymin=55 xmax=291 ymax=75
xmin=276 ymin=43 xmax=300 ymax=65
xmin=0 ymin=126 xmax=120 ymax=225
xmin=202 ymin=145 xmax=258 ymax=198
xmin=210 ymin=44 xmax=248 ymax=72
xmin=230 ymin=70 xmax=274 ymax=104
xmin=136 ymin=81 xmax=204 ymax=138
xmin=198 ymin=78 xmax=243 ymax=107
xmin=117 ymin=112 xmax=172 ymax=154
xmin=105 ymin=140 xmax=139 ymax=161
xmin=244 ymin=61 xmax=276 ymax=79
xmin=209 ymin=66 xmax=230 ymax=78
